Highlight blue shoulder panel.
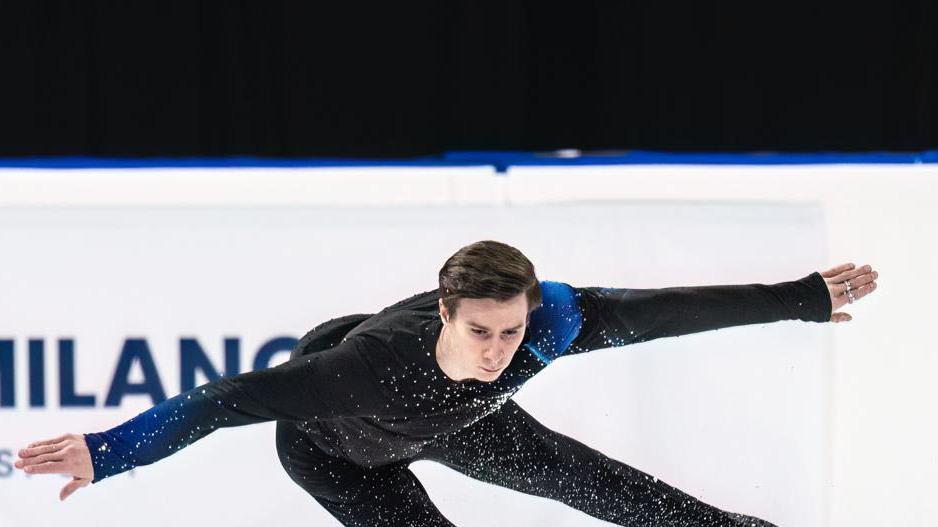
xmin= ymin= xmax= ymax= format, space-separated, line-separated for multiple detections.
xmin=523 ymin=281 xmax=583 ymax=364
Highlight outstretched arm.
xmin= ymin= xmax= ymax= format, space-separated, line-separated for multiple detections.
xmin=15 ymin=334 xmax=395 ymax=499
xmin=568 ymin=262 xmax=878 ymax=355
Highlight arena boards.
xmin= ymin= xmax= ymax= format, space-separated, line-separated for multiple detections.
xmin=0 ymin=198 xmax=827 ymax=526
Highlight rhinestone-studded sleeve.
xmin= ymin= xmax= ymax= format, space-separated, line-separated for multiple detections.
xmin=566 ymin=271 xmax=832 ymax=354
xmin=83 ymin=335 xmax=397 ymax=483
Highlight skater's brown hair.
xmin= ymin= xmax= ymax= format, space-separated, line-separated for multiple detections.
xmin=438 ymin=240 xmax=542 ymax=319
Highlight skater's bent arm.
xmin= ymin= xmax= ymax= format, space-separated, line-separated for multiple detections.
xmin=17 ymin=335 xmax=396 ymax=488
xmin=567 ymin=270 xmax=834 ymax=354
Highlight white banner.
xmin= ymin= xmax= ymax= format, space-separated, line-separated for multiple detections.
xmin=0 ymin=180 xmax=831 ymax=526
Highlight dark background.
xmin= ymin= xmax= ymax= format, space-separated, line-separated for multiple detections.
xmin=1 ymin=1 xmax=936 ymax=158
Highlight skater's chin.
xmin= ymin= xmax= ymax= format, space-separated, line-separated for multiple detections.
xmin=477 ymin=365 xmax=504 ymax=381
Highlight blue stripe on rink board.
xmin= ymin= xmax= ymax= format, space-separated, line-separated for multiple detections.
xmin=0 ymin=150 xmax=936 ymax=170
xmin=442 ymin=150 xmax=938 ymax=172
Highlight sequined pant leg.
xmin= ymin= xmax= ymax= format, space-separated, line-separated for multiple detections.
xmin=276 ymin=421 xmax=455 ymax=527
xmin=421 ymin=400 xmax=778 ymax=527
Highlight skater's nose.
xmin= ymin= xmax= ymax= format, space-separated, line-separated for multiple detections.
xmin=481 ymin=345 xmax=506 ymax=367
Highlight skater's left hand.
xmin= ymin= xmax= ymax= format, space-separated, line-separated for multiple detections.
xmin=820 ymin=262 xmax=878 ymax=323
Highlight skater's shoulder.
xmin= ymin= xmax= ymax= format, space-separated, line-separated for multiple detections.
xmin=346 ymin=308 xmax=432 ymax=349
xmin=378 ymin=288 xmax=440 ymax=314
xmin=523 ymin=280 xmax=584 ymax=363
xmin=537 ymin=280 xmax=577 ymax=301
xmin=531 ymin=280 xmax=580 ymax=320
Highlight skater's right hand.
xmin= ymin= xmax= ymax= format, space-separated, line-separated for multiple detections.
xmin=15 ymin=433 xmax=94 ymax=501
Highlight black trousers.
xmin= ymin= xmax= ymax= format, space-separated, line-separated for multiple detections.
xmin=275 ymin=400 xmax=778 ymax=527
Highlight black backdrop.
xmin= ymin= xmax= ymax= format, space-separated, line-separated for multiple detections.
xmin=2 ymin=1 xmax=936 ymax=158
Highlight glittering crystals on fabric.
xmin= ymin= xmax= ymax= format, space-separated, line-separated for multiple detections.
xmin=82 ymin=276 xmax=810 ymax=526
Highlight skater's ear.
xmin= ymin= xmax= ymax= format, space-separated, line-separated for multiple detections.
xmin=438 ymin=298 xmax=451 ymax=324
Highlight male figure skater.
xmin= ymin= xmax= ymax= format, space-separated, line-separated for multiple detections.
xmin=16 ymin=240 xmax=878 ymax=526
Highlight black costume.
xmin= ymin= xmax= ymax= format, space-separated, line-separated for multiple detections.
xmin=84 ymin=274 xmax=831 ymax=526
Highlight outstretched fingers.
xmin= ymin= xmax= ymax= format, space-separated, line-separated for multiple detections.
xmin=16 ymin=433 xmax=95 ymax=500
xmin=825 ymin=263 xmax=880 ymax=316
xmin=846 ymin=281 xmax=877 ymax=302
xmin=27 ymin=434 xmax=70 ymax=449
xmin=22 ymin=460 xmax=69 ymax=475
xmin=821 ymin=263 xmax=855 ymax=278
xmin=18 ymin=440 xmax=67 ymax=459
xmin=831 ymin=265 xmax=874 ymax=284
xmin=831 ymin=270 xmax=878 ymax=295
xmin=15 ymin=451 xmax=65 ymax=469
xmin=17 ymin=432 xmax=95 ymax=478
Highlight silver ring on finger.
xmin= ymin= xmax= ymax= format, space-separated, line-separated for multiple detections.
xmin=847 ymin=290 xmax=856 ymax=304
xmin=844 ymin=279 xmax=852 ymax=292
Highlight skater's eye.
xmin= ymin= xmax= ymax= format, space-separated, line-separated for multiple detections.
xmin=471 ymin=328 xmax=488 ymax=336
xmin=502 ymin=330 xmax=518 ymax=336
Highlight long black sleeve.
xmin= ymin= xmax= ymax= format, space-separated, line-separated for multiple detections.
xmin=84 ymin=335 xmax=397 ymax=483
xmin=568 ymin=271 xmax=832 ymax=354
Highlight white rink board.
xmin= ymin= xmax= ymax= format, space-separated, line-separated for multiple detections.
xmin=0 ymin=189 xmax=828 ymax=527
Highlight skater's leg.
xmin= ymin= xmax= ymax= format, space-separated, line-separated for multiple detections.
xmin=422 ymin=400 xmax=776 ymax=527
xmin=276 ymin=421 xmax=455 ymax=527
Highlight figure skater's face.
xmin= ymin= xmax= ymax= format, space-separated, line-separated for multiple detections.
xmin=437 ymin=293 xmax=528 ymax=382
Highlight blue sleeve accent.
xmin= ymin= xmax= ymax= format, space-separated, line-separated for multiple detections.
xmin=83 ymin=383 xmax=252 ymax=483
xmin=82 ymin=335 xmax=395 ymax=483
xmin=522 ymin=281 xmax=583 ymax=364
